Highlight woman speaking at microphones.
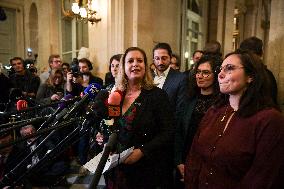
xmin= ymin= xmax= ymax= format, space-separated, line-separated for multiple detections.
xmin=102 ymin=47 xmax=174 ymax=189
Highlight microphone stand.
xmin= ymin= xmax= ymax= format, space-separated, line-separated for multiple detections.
xmin=0 ymin=97 xmax=80 ymax=118
xmin=0 ymin=116 xmax=47 ymax=134
xmin=0 ymin=115 xmax=95 ymax=187
xmin=0 ymin=118 xmax=80 ymax=187
xmin=0 ymin=118 xmax=79 ymax=150
xmin=89 ymin=131 xmax=118 ymax=189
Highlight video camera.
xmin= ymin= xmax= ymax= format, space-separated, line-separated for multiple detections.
xmin=70 ymin=58 xmax=81 ymax=77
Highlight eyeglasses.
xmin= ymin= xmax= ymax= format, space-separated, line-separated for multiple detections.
xmin=217 ymin=64 xmax=244 ymax=74
xmin=53 ymin=60 xmax=62 ymax=63
xmin=195 ymin=70 xmax=212 ymax=78
xmin=153 ymin=56 xmax=170 ymax=62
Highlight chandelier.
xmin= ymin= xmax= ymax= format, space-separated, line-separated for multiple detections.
xmin=62 ymin=0 xmax=101 ymax=25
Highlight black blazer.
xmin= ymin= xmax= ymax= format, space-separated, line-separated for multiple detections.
xmin=162 ymin=68 xmax=189 ymax=119
xmin=114 ymin=87 xmax=174 ymax=188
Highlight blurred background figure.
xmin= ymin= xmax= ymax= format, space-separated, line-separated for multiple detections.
xmin=203 ymin=40 xmax=222 ymax=58
xmin=240 ymin=36 xmax=278 ymax=105
xmin=9 ymin=57 xmax=40 ymax=99
xmin=61 ymin=62 xmax=70 ymax=81
xmin=36 ymin=69 xmax=65 ymax=104
xmin=170 ymin=53 xmax=181 ymax=71
xmin=104 ymin=54 xmax=122 ymax=89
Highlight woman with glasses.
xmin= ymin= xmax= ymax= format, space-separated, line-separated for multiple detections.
xmin=184 ymin=49 xmax=284 ymax=189
xmin=175 ymin=55 xmax=221 ymax=187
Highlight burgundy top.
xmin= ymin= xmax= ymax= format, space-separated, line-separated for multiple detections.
xmin=185 ymin=105 xmax=284 ymax=189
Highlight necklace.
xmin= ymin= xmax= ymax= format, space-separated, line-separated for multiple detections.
xmin=220 ymin=105 xmax=236 ymax=133
xmin=220 ymin=106 xmax=229 ymax=122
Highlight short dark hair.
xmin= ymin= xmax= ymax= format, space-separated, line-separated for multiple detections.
xmin=109 ymin=54 xmax=123 ymax=72
xmin=62 ymin=62 xmax=70 ymax=68
xmin=79 ymin=58 xmax=93 ymax=70
xmin=152 ymin=42 xmax=172 ymax=58
xmin=189 ymin=54 xmax=222 ymax=98
xmin=192 ymin=50 xmax=204 ymax=57
xmin=10 ymin=57 xmax=24 ymax=65
xmin=204 ymin=40 xmax=222 ymax=57
xmin=240 ymin=36 xmax=263 ymax=56
xmin=171 ymin=53 xmax=181 ymax=67
xmin=215 ymin=49 xmax=278 ymax=117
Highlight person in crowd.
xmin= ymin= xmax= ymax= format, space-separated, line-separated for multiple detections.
xmin=184 ymin=49 xmax=284 ymax=189
xmin=0 ymin=65 xmax=11 ymax=111
xmin=36 ymin=69 xmax=65 ymax=104
xmin=192 ymin=50 xmax=204 ymax=65
xmin=61 ymin=62 xmax=70 ymax=80
xmin=189 ymin=50 xmax=204 ymax=71
xmin=104 ymin=54 xmax=122 ymax=89
xmin=175 ymin=54 xmax=221 ymax=188
xmin=203 ymin=40 xmax=222 ymax=58
xmin=78 ymin=58 xmax=103 ymax=86
xmin=9 ymin=57 xmax=40 ymax=99
xmin=66 ymin=58 xmax=103 ymax=96
xmin=66 ymin=58 xmax=103 ymax=165
xmin=240 ymin=36 xmax=278 ymax=105
xmin=0 ymin=132 xmax=15 ymax=181
xmin=170 ymin=53 xmax=181 ymax=71
xmin=104 ymin=47 xmax=174 ymax=188
xmin=152 ymin=42 xmax=189 ymax=121
xmin=39 ymin=54 xmax=62 ymax=84
xmin=149 ymin=63 xmax=156 ymax=77
xmin=6 ymin=125 xmax=69 ymax=187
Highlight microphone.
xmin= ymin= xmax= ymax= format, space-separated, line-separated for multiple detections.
xmin=37 ymin=94 xmax=74 ymax=130
xmin=79 ymin=90 xmax=109 ymax=132
xmin=107 ymin=90 xmax=122 ymax=117
xmin=60 ymin=83 xmax=102 ymax=122
xmin=16 ymin=100 xmax=28 ymax=111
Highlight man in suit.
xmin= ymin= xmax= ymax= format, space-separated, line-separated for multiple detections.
xmin=152 ymin=42 xmax=189 ymax=188
xmin=152 ymin=43 xmax=189 ymax=121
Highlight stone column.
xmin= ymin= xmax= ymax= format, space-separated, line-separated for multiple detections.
xmin=266 ymin=0 xmax=284 ymax=110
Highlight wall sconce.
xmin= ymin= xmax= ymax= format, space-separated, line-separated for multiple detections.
xmin=62 ymin=0 xmax=101 ymax=25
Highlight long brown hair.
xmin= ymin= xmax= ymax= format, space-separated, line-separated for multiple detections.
xmin=215 ymin=49 xmax=279 ymax=117
xmin=45 ymin=69 xmax=64 ymax=88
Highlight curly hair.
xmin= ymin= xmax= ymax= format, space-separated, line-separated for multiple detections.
xmin=189 ymin=54 xmax=222 ymax=99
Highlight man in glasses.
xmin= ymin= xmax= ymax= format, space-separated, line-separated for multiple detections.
xmin=39 ymin=54 xmax=62 ymax=84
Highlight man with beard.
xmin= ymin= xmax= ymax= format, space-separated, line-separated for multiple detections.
xmin=153 ymin=43 xmax=189 ymax=188
xmin=153 ymin=43 xmax=189 ymax=120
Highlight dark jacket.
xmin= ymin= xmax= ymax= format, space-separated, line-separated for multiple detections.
xmin=111 ymin=87 xmax=174 ymax=188
xmin=162 ymin=68 xmax=189 ymax=121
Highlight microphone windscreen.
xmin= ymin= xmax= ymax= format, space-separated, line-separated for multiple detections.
xmin=107 ymin=90 xmax=122 ymax=117
xmin=58 ymin=94 xmax=73 ymax=109
xmin=108 ymin=91 xmax=122 ymax=105
xmin=84 ymin=83 xmax=102 ymax=99
xmin=89 ymin=90 xmax=109 ymax=119
xmin=16 ymin=100 xmax=28 ymax=111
